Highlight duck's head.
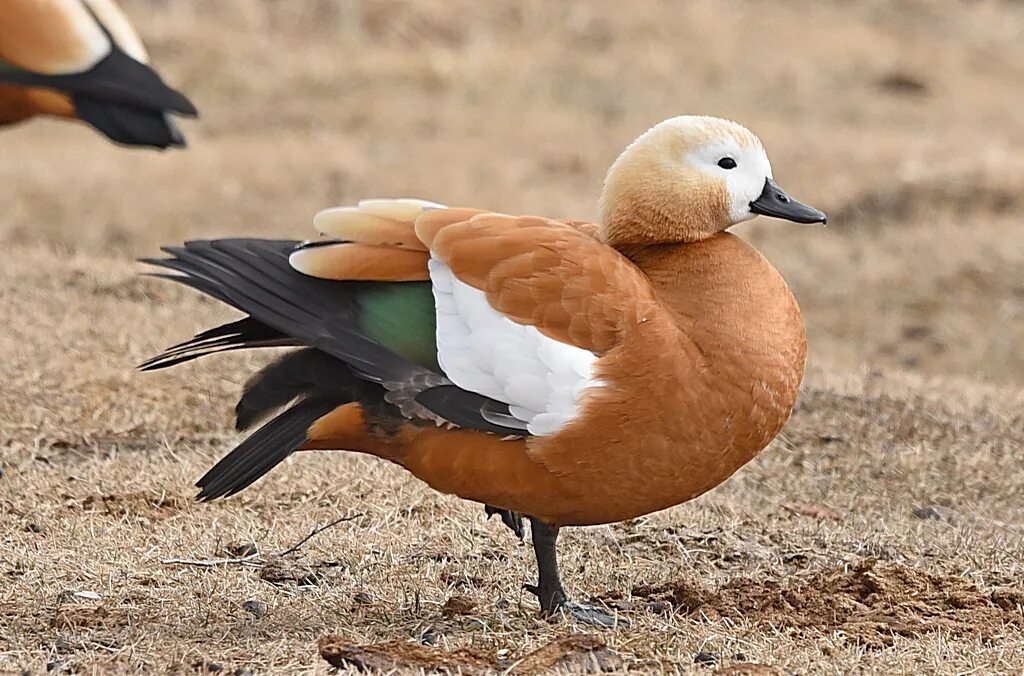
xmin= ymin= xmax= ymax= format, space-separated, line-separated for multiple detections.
xmin=598 ymin=115 xmax=826 ymax=247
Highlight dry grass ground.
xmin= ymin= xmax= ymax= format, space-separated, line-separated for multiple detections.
xmin=2 ymin=0 xmax=1024 ymax=673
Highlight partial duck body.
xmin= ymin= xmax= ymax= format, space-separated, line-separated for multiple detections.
xmin=0 ymin=0 xmax=196 ymax=148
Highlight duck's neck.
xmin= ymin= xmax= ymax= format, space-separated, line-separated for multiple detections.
xmin=598 ymin=181 xmax=729 ymax=248
xmin=623 ymin=233 xmax=805 ymax=362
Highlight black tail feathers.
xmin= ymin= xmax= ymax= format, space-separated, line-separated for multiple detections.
xmin=74 ymin=97 xmax=187 ymax=149
xmin=235 ymin=349 xmax=363 ymax=432
xmin=196 ymin=396 xmax=343 ymax=501
xmin=195 ymin=348 xmax=388 ymax=501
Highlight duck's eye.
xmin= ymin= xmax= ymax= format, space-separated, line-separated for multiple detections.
xmin=717 ymin=157 xmax=737 ymax=170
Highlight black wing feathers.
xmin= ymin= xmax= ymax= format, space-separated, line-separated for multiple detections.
xmin=139 ymin=317 xmax=294 ymax=371
xmin=144 ymin=238 xmax=531 ymax=439
xmin=415 ymin=385 xmax=526 ymax=435
xmin=0 ymin=44 xmax=196 ymax=113
xmin=143 ymin=239 xmax=426 ymax=387
xmin=74 ymin=98 xmax=187 ymax=148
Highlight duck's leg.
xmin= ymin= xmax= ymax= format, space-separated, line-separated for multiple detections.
xmin=485 ymin=504 xmax=524 ymax=539
xmin=524 ymin=517 xmax=626 ymax=628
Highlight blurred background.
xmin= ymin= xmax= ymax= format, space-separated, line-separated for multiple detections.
xmin=3 ymin=0 xmax=1023 ymax=399
xmin=2 ymin=1 xmax=1023 ymax=672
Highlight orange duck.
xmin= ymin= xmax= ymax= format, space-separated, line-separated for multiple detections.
xmin=143 ymin=115 xmax=825 ymax=625
xmin=0 ymin=0 xmax=196 ymax=148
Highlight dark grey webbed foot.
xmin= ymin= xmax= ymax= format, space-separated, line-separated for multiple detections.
xmin=524 ymin=517 xmax=629 ymax=628
xmin=524 ymin=584 xmax=627 ymax=628
xmin=561 ymin=602 xmax=627 ymax=628
xmin=485 ymin=504 xmax=524 ymax=539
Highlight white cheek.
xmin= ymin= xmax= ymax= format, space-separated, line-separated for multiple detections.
xmin=724 ymin=154 xmax=772 ymax=224
xmin=684 ymin=143 xmax=773 ymax=225
xmin=724 ymin=172 xmax=765 ymax=223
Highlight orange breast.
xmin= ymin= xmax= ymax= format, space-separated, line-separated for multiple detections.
xmin=524 ymin=233 xmax=806 ymax=525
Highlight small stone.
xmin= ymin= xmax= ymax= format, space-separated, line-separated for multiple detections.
xmin=242 ymin=600 xmax=266 ymax=618
xmin=352 ymin=591 xmax=374 ymax=605
xmin=233 ymin=669 xmax=254 ymax=676
xmin=877 ymin=71 xmax=929 ymax=96
xmin=694 ymin=651 xmax=719 ymax=667
xmin=420 ymin=629 xmax=438 ymax=645
xmin=913 ymin=505 xmax=942 ymax=520
xmin=191 ymin=660 xmax=222 ymax=673
xmin=226 ymin=541 xmax=258 ymax=557
xmin=646 ymin=600 xmax=671 ymax=614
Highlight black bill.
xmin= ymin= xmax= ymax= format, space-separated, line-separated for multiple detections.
xmin=749 ymin=178 xmax=827 ymax=224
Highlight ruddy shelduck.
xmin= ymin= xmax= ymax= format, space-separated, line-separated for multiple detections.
xmin=0 ymin=0 xmax=196 ymax=148
xmin=143 ymin=115 xmax=826 ymax=625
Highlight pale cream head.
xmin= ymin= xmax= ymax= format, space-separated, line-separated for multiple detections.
xmin=598 ymin=116 xmax=819 ymax=248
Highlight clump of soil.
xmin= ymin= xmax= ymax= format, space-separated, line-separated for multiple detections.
xmin=52 ymin=604 xmax=129 ymax=631
xmin=441 ymin=594 xmax=478 ymax=617
xmin=627 ymin=558 xmax=1024 ymax=648
xmin=514 ymin=635 xmax=623 ymax=673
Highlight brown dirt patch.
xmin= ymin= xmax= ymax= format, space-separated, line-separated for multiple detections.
xmin=258 ymin=555 xmax=345 ymax=586
xmin=70 ymin=491 xmax=189 ymax=520
xmin=623 ymin=558 xmax=1024 ymax=648
xmin=51 ymin=604 xmax=130 ymax=632
xmin=714 ymin=665 xmax=786 ymax=676
xmin=441 ymin=594 xmax=478 ymax=617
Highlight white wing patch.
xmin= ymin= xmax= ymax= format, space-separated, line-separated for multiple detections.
xmin=428 ymin=256 xmax=601 ymax=436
